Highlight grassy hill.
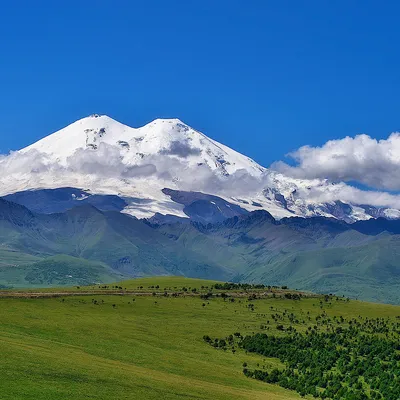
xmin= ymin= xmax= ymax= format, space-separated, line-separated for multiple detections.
xmin=1 ymin=276 xmax=400 ymax=399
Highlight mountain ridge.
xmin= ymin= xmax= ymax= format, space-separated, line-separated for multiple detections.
xmin=1 ymin=196 xmax=399 ymax=303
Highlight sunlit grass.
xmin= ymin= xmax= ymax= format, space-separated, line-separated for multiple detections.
xmin=1 ymin=277 xmax=399 ymax=399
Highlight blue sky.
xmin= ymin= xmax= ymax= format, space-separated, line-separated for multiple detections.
xmin=1 ymin=0 xmax=400 ymax=169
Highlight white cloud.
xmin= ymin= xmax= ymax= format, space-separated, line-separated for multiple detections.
xmin=272 ymin=133 xmax=400 ymax=191
xmin=66 ymin=143 xmax=157 ymax=178
xmin=298 ymin=180 xmax=400 ymax=209
xmin=0 ymin=149 xmax=53 ymax=174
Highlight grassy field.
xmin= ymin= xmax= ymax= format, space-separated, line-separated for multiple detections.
xmin=1 ymin=276 xmax=399 ymax=399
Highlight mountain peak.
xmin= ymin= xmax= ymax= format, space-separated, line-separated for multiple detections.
xmin=78 ymin=115 xmax=189 ymax=129
xmin=77 ymin=113 xmax=116 ymax=122
xmin=151 ymin=117 xmax=187 ymax=125
xmin=143 ymin=118 xmax=192 ymax=134
xmin=17 ymin=114 xmax=265 ymax=177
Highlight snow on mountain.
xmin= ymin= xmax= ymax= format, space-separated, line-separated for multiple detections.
xmin=22 ymin=114 xmax=265 ymax=176
xmin=1 ymin=114 xmax=399 ymax=222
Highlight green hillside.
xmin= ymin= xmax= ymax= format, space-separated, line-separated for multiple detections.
xmin=1 ymin=276 xmax=400 ymax=399
xmin=0 ymin=252 xmax=126 ymax=288
xmin=0 ymin=203 xmax=233 ymax=287
xmin=238 ymin=236 xmax=400 ymax=304
xmin=2 ymin=198 xmax=400 ymax=303
xmin=155 ymin=217 xmax=400 ymax=304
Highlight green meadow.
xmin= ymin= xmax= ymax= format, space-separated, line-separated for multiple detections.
xmin=1 ymin=276 xmax=399 ymax=399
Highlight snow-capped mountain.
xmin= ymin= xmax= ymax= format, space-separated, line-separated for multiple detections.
xmin=1 ymin=114 xmax=399 ymax=222
xmin=22 ymin=114 xmax=265 ymax=177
